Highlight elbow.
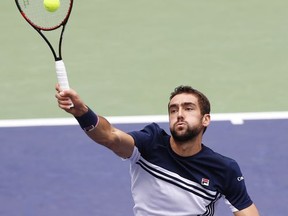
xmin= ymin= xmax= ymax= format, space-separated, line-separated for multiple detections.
xmin=97 ymin=135 xmax=120 ymax=152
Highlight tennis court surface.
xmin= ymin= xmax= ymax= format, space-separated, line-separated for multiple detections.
xmin=0 ymin=113 xmax=287 ymax=215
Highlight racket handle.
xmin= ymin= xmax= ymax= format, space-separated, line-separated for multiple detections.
xmin=55 ymin=60 xmax=74 ymax=108
xmin=55 ymin=60 xmax=70 ymax=90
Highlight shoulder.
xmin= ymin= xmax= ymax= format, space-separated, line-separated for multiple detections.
xmin=128 ymin=123 xmax=169 ymax=149
xmin=128 ymin=123 xmax=168 ymax=140
xmin=201 ymin=145 xmax=239 ymax=169
xmin=140 ymin=122 xmax=166 ymax=134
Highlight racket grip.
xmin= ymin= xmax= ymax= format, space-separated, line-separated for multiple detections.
xmin=55 ymin=60 xmax=70 ymax=90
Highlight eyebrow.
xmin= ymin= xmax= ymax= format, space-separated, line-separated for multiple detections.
xmin=168 ymin=102 xmax=196 ymax=109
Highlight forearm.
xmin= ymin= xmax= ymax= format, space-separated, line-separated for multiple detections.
xmin=55 ymin=86 xmax=134 ymax=158
xmin=74 ymin=107 xmax=114 ymax=144
xmin=85 ymin=115 xmax=118 ymax=147
xmin=76 ymin=109 xmax=134 ymax=158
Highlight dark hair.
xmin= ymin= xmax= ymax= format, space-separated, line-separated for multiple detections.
xmin=169 ymin=85 xmax=211 ymax=115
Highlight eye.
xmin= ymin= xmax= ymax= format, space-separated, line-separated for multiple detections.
xmin=185 ymin=106 xmax=194 ymax=111
xmin=170 ymin=108 xmax=177 ymax=114
xmin=169 ymin=106 xmax=178 ymax=114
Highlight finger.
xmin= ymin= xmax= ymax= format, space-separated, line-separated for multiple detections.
xmin=55 ymin=92 xmax=70 ymax=100
xmin=58 ymin=97 xmax=72 ymax=104
xmin=59 ymin=89 xmax=76 ymax=98
xmin=55 ymin=83 xmax=61 ymax=92
xmin=58 ymin=97 xmax=74 ymax=107
xmin=58 ymin=103 xmax=74 ymax=111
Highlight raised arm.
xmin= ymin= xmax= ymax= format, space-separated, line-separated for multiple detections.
xmin=55 ymin=84 xmax=135 ymax=158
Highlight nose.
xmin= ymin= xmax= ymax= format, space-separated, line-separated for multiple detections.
xmin=177 ymin=108 xmax=184 ymax=120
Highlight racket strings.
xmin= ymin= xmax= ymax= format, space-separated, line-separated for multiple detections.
xmin=17 ymin=0 xmax=72 ymax=30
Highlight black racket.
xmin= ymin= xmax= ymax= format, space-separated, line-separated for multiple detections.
xmin=15 ymin=0 xmax=74 ymax=90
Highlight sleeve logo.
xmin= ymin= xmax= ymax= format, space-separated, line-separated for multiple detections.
xmin=237 ymin=176 xmax=244 ymax=181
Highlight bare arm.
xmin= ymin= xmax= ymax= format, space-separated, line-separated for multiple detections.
xmin=55 ymin=84 xmax=135 ymax=158
xmin=85 ymin=116 xmax=135 ymax=158
xmin=234 ymin=204 xmax=260 ymax=216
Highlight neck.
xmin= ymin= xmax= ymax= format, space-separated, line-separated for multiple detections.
xmin=170 ymin=136 xmax=202 ymax=157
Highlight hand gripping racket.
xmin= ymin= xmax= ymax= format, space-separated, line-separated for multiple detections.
xmin=15 ymin=0 xmax=74 ymax=90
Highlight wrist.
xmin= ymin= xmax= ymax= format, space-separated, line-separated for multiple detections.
xmin=75 ymin=107 xmax=99 ymax=132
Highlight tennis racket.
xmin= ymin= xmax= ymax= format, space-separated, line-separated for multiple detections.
xmin=15 ymin=0 xmax=74 ymax=90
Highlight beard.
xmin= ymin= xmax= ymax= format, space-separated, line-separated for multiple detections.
xmin=170 ymin=123 xmax=202 ymax=142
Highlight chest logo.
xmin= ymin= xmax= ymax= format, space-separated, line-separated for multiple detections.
xmin=201 ymin=178 xmax=210 ymax=186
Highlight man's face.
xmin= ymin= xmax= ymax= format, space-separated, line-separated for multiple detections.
xmin=168 ymin=93 xmax=209 ymax=142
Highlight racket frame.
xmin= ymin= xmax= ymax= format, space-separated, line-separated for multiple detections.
xmin=15 ymin=0 xmax=74 ymax=90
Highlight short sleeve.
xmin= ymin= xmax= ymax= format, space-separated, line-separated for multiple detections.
xmin=223 ymin=160 xmax=253 ymax=211
xmin=128 ymin=123 xmax=162 ymax=154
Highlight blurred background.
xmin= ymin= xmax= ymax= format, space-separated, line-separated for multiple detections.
xmin=1 ymin=0 xmax=287 ymax=119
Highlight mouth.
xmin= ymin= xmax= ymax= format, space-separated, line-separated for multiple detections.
xmin=175 ymin=121 xmax=186 ymax=129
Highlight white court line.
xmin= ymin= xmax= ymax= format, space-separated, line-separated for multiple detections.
xmin=0 ymin=112 xmax=288 ymax=128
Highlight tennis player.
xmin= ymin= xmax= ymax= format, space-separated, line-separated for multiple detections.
xmin=55 ymin=84 xmax=260 ymax=216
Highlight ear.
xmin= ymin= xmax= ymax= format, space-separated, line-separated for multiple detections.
xmin=202 ymin=114 xmax=211 ymax=127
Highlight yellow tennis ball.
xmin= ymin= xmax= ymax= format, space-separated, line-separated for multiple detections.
xmin=43 ymin=0 xmax=60 ymax=12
